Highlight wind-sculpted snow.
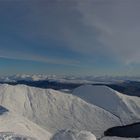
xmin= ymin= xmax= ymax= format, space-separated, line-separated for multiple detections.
xmin=0 ymin=84 xmax=121 ymax=138
xmin=73 ymin=85 xmax=140 ymax=124
xmin=51 ymin=129 xmax=96 ymax=140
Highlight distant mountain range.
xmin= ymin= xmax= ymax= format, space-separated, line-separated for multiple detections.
xmin=0 ymin=74 xmax=140 ymax=97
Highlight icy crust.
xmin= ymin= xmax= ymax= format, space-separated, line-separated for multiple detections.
xmin=0 ymin=84 xmax=121 ymax=138
xmin=51 ymin=129 xmax=96 ymax=140
xmin=73 ymin=85 xmax=140 ymax=124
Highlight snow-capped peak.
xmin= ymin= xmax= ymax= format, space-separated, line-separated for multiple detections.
xmin=0 ymin=84 xmax=121 ymax=138
xmin=73 ymin=85 xmax=140 ymax=124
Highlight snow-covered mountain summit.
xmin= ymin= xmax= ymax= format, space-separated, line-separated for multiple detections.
xmin=0 ymin=84 xmax=140 ymax=139
xmin=73 ymin=85 xmax=140 ymax=124
xmin=0 ymin=84 xmax=121 ymax=138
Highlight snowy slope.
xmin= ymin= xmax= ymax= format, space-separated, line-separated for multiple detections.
xmin=0 ymin=84 xmax=121 ymax=138
xmin=0 ymin=106 xmax=51 ymax=140
xmin=73 ymin=85 xmax=140 ymax=124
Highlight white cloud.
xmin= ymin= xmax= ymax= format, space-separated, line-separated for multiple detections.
xmin=76 ymin=0 xmax=140 ymax=64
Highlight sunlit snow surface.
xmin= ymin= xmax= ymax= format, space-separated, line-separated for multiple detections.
xmin=0 ymin=83 xmax=140 ymax=140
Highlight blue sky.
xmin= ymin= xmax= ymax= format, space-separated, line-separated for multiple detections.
xmin=0 ymin=0 xmax=140 ymax=76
